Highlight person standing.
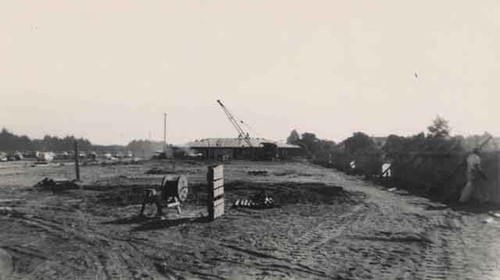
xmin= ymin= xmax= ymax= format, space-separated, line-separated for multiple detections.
xmin=459 ymin=148 xmax=487 ymax=203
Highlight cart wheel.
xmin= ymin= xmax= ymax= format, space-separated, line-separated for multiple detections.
xmin=177 ymin=175 xmax=189 ymax=202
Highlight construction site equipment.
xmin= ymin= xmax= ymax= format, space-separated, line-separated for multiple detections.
xmin=216 ymin=100 xmax=252 ymax=147
xmin=35 ymin=152 xmax=54 ymax=164
xmin=163 ymin=175 xmax=189 ymax=202
xmin=139 ymin=175 xmax=188 ymax=217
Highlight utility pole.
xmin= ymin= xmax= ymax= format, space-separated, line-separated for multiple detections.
xmin=74 ymin=141 xmax=80 ymax=182
xmin=163 ymin=113 xmax=167 ymax=153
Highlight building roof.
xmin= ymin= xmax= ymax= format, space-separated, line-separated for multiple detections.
xmin=186 ymin=138 xmax=300 ymax=149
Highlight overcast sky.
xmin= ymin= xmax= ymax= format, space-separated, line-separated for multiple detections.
xmin=1 ymin=1 xmax=499 ymax=145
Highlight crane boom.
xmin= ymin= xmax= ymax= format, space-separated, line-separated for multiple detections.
xmin=216 ymin=100 xmax=253 ymax=147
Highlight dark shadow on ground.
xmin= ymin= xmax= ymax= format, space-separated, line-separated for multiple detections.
xmin=369 ymin=179 xmax=500 ymax=214
xmin=225 ymin=181 xmax=365 ymax=205
xmin=425 ymin=205 xmax=449 ymax=211
xmin=447 ymin=201 xmax=500 ymax=214
xmin=102 ymin=216 xmax=152 ymax=225
xmin=132 ymin=216 xmax=210 ymax=231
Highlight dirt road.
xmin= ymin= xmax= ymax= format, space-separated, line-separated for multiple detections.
xmin=1 ymin=161 xmax=500 ymax=279
xmin=326 ymin=172 xmax=500 ymax=280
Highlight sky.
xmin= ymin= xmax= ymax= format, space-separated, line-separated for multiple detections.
xmin=1 ymin=1 xmax=500 ymax=145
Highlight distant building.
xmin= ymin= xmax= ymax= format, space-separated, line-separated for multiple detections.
xmin=186 ymin=138 xmax=302 ymax=160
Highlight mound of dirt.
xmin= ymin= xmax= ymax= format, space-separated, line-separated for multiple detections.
xmin=145 ymin=167 xmax=178 ymax=175
xmin=225 ymin=181 xmax=365 ymax=206
xmin=90 ymin=181 xmax=364 ymax=209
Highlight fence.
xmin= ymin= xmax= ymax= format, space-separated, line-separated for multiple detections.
xmin=326 ymin=150 xmax=382 ymax=176
xmin=378 ymin=151 xmax=500 ymax=203
xmin=476 ymin=152 xmax=500 ymax=204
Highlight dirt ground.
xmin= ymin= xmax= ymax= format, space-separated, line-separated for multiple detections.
xmin=1 ymin=160 xmax=500 ymax=279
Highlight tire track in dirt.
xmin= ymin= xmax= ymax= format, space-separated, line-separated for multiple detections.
xmin=296 ymin=204 xmax=366 ymax=246
xmin=341 ymin=202 xmax=430 ymax=279
xmin=161 ymin=230 xmax=329 ymax=279
xmin=478 ymin=219 xmax=500 ymax=279
xmin=398 ymin=207 xmax=500 ymax=279
xmin=286 ymin=204 xmax=366 ymax=263
xmin=216 ymin=244 xmax=329 ymax=278
xmin=315 ymin=174 xmax=465 ymax=278
xmin=3 ymin=208 xmax=160 ymax=280
xmin=230 ymin=201 xmax=375 ymax=278
xmin=416 ymin=224 xmax=454 ymax=279
xmin=360 ymin=200 xmax=459 ymax=279
xmin=230 ymin=186 xmax=433 ymax=279
xmin=431 ymin=213 xmax=500 ymax=280
xmin=346 ymin=176 xmax=500 ymax=279
xmin=415 ymin=212 xmax=462 ymax=279
xmin=331 ymin=175 xmax=454 ymax=278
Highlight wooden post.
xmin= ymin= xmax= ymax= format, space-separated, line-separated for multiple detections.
xmin=163 ymin=113 xmax=167 ymax=153
xmin=207 ymin=165 xmax=224 ymax=220
xmin=74 ymin=141 xmax=80 ymax=182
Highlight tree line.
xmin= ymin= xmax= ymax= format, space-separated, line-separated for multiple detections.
xmin=287 ymin=116 xmax=495 ymax=173
xmin=0 ymin=128 xmax=93 ymax=153
xmin=0 ymin=128 xmax=168 ymax=157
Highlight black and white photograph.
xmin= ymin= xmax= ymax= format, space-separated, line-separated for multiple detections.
xmin=1 ymin=1 xmax=500 ymax=279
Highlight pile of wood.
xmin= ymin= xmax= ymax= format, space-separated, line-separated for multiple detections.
xmin=233 ymin=191 xmax=275 ymax=209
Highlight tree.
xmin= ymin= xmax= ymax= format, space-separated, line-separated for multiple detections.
xmin=427 ymin=116 xmax=450 ymax=138
xmin=0 ymin=128 xmax=34 ymax=151
xmin=342 ymin=132 xmax=375 ymax=156
xmin=293 ymin=132 xmax=340 ymax=163
xmin=126 ymin=140 xmax=164 ymax=158
xmin=286 ymin=129 xmax=300 ymax=145
xmin=382 ymin=132 xmax=426 ymax=160
xmin=300 ymin=133 xmax=319 ymax=157
xmin=0 ymin=128 xmax=93 ymax=152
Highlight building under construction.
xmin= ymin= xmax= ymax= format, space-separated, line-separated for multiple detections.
xmin=187 ymin=100 xmax=302 ymax=160
xmin=186 ymin=138 xmax=302 ymax=160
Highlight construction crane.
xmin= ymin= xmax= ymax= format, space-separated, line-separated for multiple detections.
xmin=216 ymin=99 xmax=253 ymax=147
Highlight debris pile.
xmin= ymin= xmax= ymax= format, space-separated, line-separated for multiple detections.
xmin=233 ymin=191 xmax=275 ymax=209
xmin=34 ymin=178 xmax=79 ymax=193
xmin=247 ymin=170 xmax=268 ymax=176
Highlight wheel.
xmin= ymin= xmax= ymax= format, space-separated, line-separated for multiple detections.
xmin=177 ymin=175 xmax=189 ymax=202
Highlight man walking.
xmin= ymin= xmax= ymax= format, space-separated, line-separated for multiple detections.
xmin=459 ymin=148 xmax=487 ymax=203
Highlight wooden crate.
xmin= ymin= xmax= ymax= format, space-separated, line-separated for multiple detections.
xmin=207 ymin=165 xmax=224 ymax=220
